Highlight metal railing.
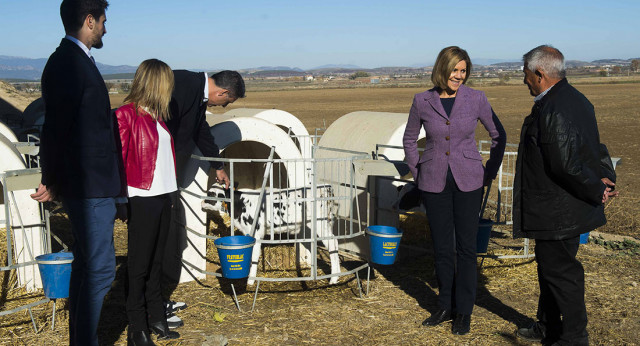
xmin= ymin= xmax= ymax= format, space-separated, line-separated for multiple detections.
xmin=1 ymin=168 xmax=52 ymax=331
xmin=180 ymin=149 xmax=369 ymax=283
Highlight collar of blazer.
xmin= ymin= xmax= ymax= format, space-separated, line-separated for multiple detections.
xmin=60 ymin=38 xmax=103 ymax=79
xmin=423 ymin=84 xmax=471 ymax=120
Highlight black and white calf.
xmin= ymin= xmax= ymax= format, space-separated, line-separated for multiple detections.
xmin=202 ymin=183 xmax=340 ymax=284
xmin=392 ymin=182 xmax=425 ymax=213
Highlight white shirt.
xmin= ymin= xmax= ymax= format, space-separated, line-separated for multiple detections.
xmin=64 ymin=34 xmax=94 ymax=61
xmin=203 ymin=72 xmax=209 ymax=104
xmin=534 ymin=85 xmax=554 ymax=103
xmin=127 ymin=121 xmax=178 ymax=197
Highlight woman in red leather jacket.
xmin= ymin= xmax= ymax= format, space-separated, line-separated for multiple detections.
xmin=116 ymin=59 xmax=179 ymax=345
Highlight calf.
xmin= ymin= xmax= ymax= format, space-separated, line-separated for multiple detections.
xmin=202 ymin=183 xmax=340 ymax=284
xmin=392 ymin=182 xmax=425 ymax=213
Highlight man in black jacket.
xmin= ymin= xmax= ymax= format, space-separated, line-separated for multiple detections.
xmin=31 ymin=1 xmax=122 ymax=344
xmin=167 ymin=70 xmax=245 ymax=187
xmin=162 ymin=69 xmax=245 ymax=326
xmin=514 ymin=45 xmax=618 ymax=346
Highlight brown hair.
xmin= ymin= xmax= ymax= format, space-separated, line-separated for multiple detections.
xmin=431 ymin=46 xmax=472 ymax=90
xmin=60 ymin=0 xmax=109 ymax=34
xmin=124 ymin=59 xmax=174 ymax=121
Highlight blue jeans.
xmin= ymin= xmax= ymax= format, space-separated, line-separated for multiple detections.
xmin=63 ymin=197 xmax=116 ymax=346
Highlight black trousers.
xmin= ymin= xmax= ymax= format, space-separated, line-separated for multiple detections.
xmin=421 ymin=169 xmax=482 ymax=315
xmin=127 ymin=193 xmax=173 ymax=332
xmin=161 ymin=153 xmax=190 ymax=298
xmin=535 ymin=237 xmax=588 ymax=345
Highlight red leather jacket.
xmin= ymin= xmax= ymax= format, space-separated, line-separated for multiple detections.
xmin=115 ymin=103 xmax=176 ymax=191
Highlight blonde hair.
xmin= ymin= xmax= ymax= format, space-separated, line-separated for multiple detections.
xmin=431 ymin=46 xmax=472 ymax=90
xmin=124 ymin=59 xmax=174 ymax=121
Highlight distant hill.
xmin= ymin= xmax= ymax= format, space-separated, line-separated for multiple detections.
xmin=487 ymin=61 xmax=523 ymax=69
xmin=96 ymin=63 xmax=138 ymax=75
xmin=474 ymin=58 xmax=518 ymax=66
xmin=484 ymin=58 xmax=640 ymax=69
xmin=591 ymin=59 xmax=637 ymax=66
xmin=565 ymin=60 xmax=592 ymax=68
xmin=103 ymin=73 xmax=135 ymax=80
xmin=2 ymin=54 xmax=638 ymax=81
xmin=0 ymin=55 xmax=48 ymax=80
xmin=0 ymin=55 xmax=137 ymax=80
xmin=245 ymin=69 xmax=307 ymax=77
xmin=312 ymin=64 xmax=361 ymax=70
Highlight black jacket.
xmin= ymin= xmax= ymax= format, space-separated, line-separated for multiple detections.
xmin=166 ymin=70 xmax=223 ymax=171
xmin=512 ymin=78 xmax=616 ymax=240
xmin=40 ymin=39 xmax=122 ymax=198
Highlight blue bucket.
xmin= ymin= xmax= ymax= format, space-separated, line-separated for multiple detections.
xmin=35 ymin=252 xmax=73 ymax=299
xmin=214 ymin=236 xmax=255 ymax=279
xmin=477 ymin=218 xmax=493 ymax=254
xmin=366 ymin=225 xmax=403 ymax=265
xmin=579 ymin=232 xmax=590 ymax=244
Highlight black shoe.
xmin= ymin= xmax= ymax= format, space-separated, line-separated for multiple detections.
xmin=516 ymin=322 xmax=545 ymax=342
xmin=127 ymin=330 xmax=156 ymax=346
xmin=148 ymin=320 xmax=180 ymax=340
xmin=452 ymin=314 xmax=471 ymax=335
xmin=421 ymin=309 xmax=452 ymax=327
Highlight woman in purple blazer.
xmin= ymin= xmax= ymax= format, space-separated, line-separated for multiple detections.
xmin=403 ymin=46 xmax=506 ymax=335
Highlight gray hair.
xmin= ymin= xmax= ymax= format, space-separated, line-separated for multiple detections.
xmin=523 ymin=45 xmax=566 ymax=79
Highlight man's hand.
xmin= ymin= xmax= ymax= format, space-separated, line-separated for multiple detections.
xmin=30 ymin=183 xmax=55 ymax=202
xmin=216 ymin=168 xmax=230 ymax=189
xmin=601 ymin=177 xmax=619 ymax=203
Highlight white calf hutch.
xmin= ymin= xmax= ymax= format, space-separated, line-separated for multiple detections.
xmin=175 ymin=108 xmax=450 ymax=309
xmin=219 ymin=108 xmax=314 ymax=159
xmin=0 ymin=132 xmax=52 ymax=330
xmin=315 ymin=111 xmax=426 ymax=258
xmin=180 ymin=110 xmax=385 ymax=309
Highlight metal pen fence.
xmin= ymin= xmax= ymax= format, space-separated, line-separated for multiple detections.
xmin=373 ymin=140 xmax=536 ymax=260
xmin=180 ymin=149 xmax=370 ymax=286
xmin=478 ymin=140 xmax=519 ymax=225
xmin=1 ymin=168 xmax=52 ymax=331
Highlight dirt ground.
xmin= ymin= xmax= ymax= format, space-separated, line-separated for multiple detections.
xmin=2 ymin=224 xmax=639 ymax=345
xmin=2 ymin=81 xmax=640 ymax=345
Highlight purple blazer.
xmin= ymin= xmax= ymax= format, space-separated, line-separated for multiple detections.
xmin=403 ymin=84 xmax=506 ymax=193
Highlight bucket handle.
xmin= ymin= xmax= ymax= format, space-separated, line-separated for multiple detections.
xmin=36 ymin=259 xmax=74 ymax=265
xmin=480 ymin=180 xmax=492 ymax=220
xmin=366 ymin=230 xmax=403 ymax=238
xmin=215 ymin=242 xmax=255 ymax=250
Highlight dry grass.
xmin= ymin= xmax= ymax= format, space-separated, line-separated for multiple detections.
xmin=2 ymin=215 xmax=640 ymax=345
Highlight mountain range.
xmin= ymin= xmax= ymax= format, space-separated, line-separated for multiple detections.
xmin=1 ymin=55 xmax=638 ymax=81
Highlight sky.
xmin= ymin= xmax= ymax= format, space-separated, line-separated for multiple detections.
xmin=1 ymin=0 xmax=639 ymax=70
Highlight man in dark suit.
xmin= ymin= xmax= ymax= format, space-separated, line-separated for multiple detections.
xmin=167 ymin=69 xmax=245 ymax=187
xmin=161 ymin=69 xmax=245 ymax=325
xmin=514 ymin=45 xmax=618 ymax=346
xmin=31 ymin=1 xmax=122 ymax=344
